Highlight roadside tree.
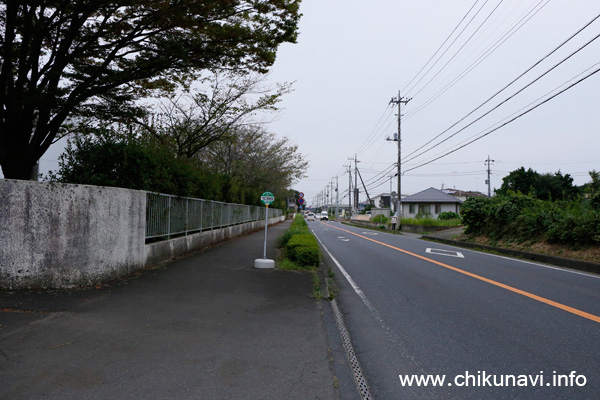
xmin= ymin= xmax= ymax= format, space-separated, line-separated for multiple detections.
xmin=145 ymin=72 xmax=292 ymax=159
xmin=496 ymin=167 xmax=579 ymax=200
xmin=0 ymin=1 xmax=300 ymax=179
xmin=199 ymin=126 xmax=308 ymax=205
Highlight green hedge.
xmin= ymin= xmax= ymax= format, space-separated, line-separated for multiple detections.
xmin=460 ymin=193 xmax=600 ymax=247
xmin=278 ymin=213 xmax=310 ymax=247
xmin=287 ymin=234 xmax=320 ymax=267
xmin=278 ymin=214 xmax=320 ymax=268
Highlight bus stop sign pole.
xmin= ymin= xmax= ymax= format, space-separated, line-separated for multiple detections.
xmin=263 ymin=204 xmax=268 ymax=259
xmin=255 ymin=192 xmax=275 ymax=269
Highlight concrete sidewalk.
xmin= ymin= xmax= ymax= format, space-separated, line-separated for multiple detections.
xmin=0 ymin=220 xmax=340 ymax=399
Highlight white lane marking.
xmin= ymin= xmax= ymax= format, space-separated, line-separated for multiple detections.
xmin=469 ymin=249 xmax=600 ymax=279
xmin=361 ymin=231 xmax=379 ymax=236
xmin=422 ymin=239 xmax=600 ymax=280
xmin=426 ymin=248 xmax=464 ymax=258
xmin=313 ymin=232 xmax=383 ymax=324
xmin=338 ymin=236 xmax=350 ymax=242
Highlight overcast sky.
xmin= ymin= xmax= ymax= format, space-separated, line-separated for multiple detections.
xmin=264 ymin=0 xmax=600 ymax=207
xmin=8 ymin=1 xmax=600 ymax=209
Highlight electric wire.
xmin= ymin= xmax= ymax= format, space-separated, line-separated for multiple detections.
xmin=403 ymin=0 xmax=493 ymax=96
xmin=402 ymin=0 xmax=482 ymax=94
xmin=411 ymin=62 xmax=600 ymax=168
xmin=403 ymin=8 xmax=599 ymax=160
xmin=353 ymin=106 xmax=395 ymax=156
xmin=409 ymin=0 xmax=507 ymax=100
xmin=402 ymin=26 xmax=600 ymax=164
xmin=403 ymin=62 xmax=600 ymax=173
xmin=404 ymin=0 xmax=552 ymax=121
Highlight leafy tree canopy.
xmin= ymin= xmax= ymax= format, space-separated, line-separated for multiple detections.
xmin=47 ymin=124 xmax=308 ymax=206
xmin=0 ymin=0 xmax=301 ymax=179
xmin=496 ymin=167 xmax=580 ymax=201
xmin=198 ymin=125 xmax=308 ymax=205
xmin=47 ymin=130 xmax=224 ymax=199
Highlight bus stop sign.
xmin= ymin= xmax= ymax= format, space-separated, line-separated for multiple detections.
xmin=261 ymin=192 xmax=275 ymax=206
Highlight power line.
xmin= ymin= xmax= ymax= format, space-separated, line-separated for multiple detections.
xmin=402 ymin=0 xmax=483 ymax=94
xmin=409 ymin=0 xmax=507 ymax=100
xmin=353 ymin=106 xmax=395 ymax=156
xmin=404 ymin=10 xmax=600 ymax=161
xmin=403 ymin=24 xmax=600 ymax=164
xmin=404 ymin=0 xmax=552 ymax=120
xmin=404 ymin=62 xmax=600 ymax=173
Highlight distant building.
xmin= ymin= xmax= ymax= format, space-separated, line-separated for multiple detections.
xmin=441 ymin=188 xmax=487 ymax=202
xmin=401 ymin=187 xmax=462 ymax=218
xmin=371 ymin=192 xmax=410 ymax=214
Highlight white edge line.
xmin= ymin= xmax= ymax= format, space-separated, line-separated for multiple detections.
xmin=312 ymin=231 xmax=380 ymax=317
xmin=464 ymin=248 xmax=600 ymax=280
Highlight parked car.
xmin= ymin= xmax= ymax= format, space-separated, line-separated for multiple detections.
xmin=320 ymin=211 xmax=329 ymax=221
xmin=306 ymin=212 xmax=315 ymax=221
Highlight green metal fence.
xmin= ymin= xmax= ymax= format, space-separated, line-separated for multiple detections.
xmin=145 ymin=192 xmax=282 ymax=241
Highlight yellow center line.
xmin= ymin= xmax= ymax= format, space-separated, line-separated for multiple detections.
xmin=329 ymin=224 xmax=600 ymax=324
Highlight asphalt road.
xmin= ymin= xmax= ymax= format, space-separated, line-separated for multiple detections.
xmin=309 ymin=220 xmax=600 ymax=400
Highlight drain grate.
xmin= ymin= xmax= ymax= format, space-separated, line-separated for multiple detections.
xmin=331 ymin=299 xmax=373 ymax=400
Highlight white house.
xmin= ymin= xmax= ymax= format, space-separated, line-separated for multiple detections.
xmin=401 ymin=187 xmax=462 ymax=218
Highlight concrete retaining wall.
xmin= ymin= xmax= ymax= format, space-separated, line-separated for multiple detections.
xmin=345 ymin=220 xmax=452 ymax=233
xmin=1 ymin=180 xmax=284 ymax=289
xmin=0 ymin=180 xmax=146 ymax=289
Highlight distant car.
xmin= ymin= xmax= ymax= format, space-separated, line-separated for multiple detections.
xmin=320 ymin=211 xmax=328 ymax=221
xmin=306 ymin=212 xmax=315 ymax=221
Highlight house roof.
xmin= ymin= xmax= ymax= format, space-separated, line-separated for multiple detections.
xmin=442 ymin=188 xmax=486 ymax=198
xmin=402 ymin=187 xmax=463 ymax=203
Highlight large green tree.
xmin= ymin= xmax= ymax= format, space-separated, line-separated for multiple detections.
xmin=48 ymin=131 xmax=224 ymax=199
xmin=496 ymin=167 xmax=580 ymax=201
xmin=0 ymin=0 xmax=300 ymax=179
xmin=200 ymin=126 xmax=308 ymax=204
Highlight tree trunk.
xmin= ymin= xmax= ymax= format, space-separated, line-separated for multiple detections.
xmin=0 ymin=157 xmax=37 ymax=180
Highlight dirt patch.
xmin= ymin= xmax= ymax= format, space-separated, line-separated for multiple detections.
xmin=457 ymin=235 xmax=600 ymax=265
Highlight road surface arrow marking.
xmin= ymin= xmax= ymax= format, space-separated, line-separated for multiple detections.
xmin=426 ymin=248 xmax=464 ymax=258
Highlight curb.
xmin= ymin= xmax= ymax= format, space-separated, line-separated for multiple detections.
xmin=422 ymin=235 xmax=600 ymax=275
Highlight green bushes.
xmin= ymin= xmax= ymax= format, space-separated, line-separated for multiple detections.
xmin=371 ymin=214 xmax=389 ymax=224
xmin=279 ymin=214 xmax=320 ymax=268
xmin=401 ymin=217 xmax=462 ymax=227
xmin=438 ymin=211 xmax=460 ymax=220
xmin=287 ymin=234 xmax=320 ymax=267
xmin=460 ymin=193 xmax=600 ymax=247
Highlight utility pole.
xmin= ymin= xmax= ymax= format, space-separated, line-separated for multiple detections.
xmin=349 ymin=155 xmax=360 ymax=214
xmin=389 ymin=91 xmax=411 ymax=221
xmin=344 ymin=164 xmax=352 ymax=216
xmin=335 ymin=175 xmax=339 ymax=220
xmin=485 ymin=155 xmax=495 ymax=197
xmin=330 ymin=179 xmax=334 ymax=214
